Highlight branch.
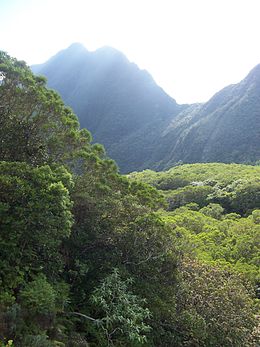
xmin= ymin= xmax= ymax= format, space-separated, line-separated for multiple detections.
xmin=65 ymin=311 xmax=98 ymax=323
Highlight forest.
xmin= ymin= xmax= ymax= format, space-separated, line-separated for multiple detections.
xmin=0 ymin=52 xmax=259 ymax=347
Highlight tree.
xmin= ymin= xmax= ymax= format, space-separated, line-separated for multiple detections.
xmin=175 ymin=259 xmax=257 ymax=347
xmin=0 ymin=162 xmax=73 ymax=343
xmin=90 ymin=269 xmax=151 ymax=346
xmin=0 ymin=51 xmax=91 ymax=167
xmin=200 ymin=203 xmax=224 ymax=219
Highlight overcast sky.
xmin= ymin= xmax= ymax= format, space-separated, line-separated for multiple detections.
xmin=1 ymin=0 xmax=260 ymax=103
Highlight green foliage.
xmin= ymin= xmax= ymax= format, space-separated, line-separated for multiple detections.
xmin=21 ymin=335 xmax=53 ymax=347
xmin=20 ymin=275 xmax=56 ymax=315
xmin=175 ymin=259 xmax=257 ymax=347
xmin=90 ymin=269 xmax=151 ymax=346
xmin=0 ymin=162 xmax=73 ymax=345
xmin=131 ymin=164 xmax=260 ymax=304
xmin=0 ymin=51 xmax=92 ymax=167
xmin=200 ymin=203 xmax=224 ymax=219
xmin=160 ymin=206 xmax=260 ymax=284
xmin=129 ymin=181 xmax=166 ymax=210
xmin=129 ymin=163 xmax=260 ymax=191
xmin=0 ymin=162 xmax=73 ymax=290
xmin=230 ymin=178 xmax=260 ymax=215
xmin=165 ymin=185 xmax=214 ymax=210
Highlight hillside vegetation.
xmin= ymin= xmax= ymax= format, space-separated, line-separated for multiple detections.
xmin=129 ymin=163 xmax=260 ymax=284
xmin=0 ymin=52 xmax=259 ymax=346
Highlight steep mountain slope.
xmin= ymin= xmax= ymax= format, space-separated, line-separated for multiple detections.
xmin=33 ymin=44 xmax=260 ymax=172
xmin=32 ymin=43 xmax=184 ymax=172
xmin=155 ymin=64 xmax=260 ymax=169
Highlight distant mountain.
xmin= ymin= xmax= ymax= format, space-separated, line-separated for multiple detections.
xmin=32 ymin=43 xmax=184 ymax=172
xmin=154 ymin=64 xmax=260 ymax=169
xmin=32 ymin=44 xmax=260 ymax=172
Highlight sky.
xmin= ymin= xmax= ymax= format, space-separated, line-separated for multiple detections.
xmin=1 ymin=0 xmax=260 ymax=104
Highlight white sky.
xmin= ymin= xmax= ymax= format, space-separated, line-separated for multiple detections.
xmin=1 ymin=0 xmax=260 ymax=103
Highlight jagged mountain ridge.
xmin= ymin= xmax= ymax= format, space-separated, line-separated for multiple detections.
xmin=32 ymin=44 xmax=260 ymax=172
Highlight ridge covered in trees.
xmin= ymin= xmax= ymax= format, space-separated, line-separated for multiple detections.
xmin=0 ymin=52 xmax=259 ymax=346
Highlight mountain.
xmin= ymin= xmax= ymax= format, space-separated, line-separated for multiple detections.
xmin=32 ymin=43 xmax=184 ymax=172
xmin=32 ymin=44 xmax=260 ymax=172
xmin=155 ymin=64 xmax=260 ymax=169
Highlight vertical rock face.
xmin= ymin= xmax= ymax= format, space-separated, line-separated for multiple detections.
xmin=33 ymin=45 xmax=260 ymax=172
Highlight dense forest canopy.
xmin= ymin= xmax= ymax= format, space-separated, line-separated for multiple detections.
xmin=129 ymin=164 xmax=260 ymax=284
xmin=0 ymin=51 xmax=259 ymax=346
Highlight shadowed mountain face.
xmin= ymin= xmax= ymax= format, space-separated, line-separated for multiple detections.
xmin=156 ymin=64 xmax=260 ymax=169
xmin=32 ymin=44 xmax=260 ymax=172
xmin=32 ymin=43 xmax=184 ymax=172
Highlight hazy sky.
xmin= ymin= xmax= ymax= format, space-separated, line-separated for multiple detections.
xmin=1 ymin=0 xmax=260 ymax=103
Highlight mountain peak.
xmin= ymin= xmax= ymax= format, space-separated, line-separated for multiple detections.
xmin=67 ymin=42 xmax=88 ymax=51
xmin=32 ymin=44 xmax=180 ymax=172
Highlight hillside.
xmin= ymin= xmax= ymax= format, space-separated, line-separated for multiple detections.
xmin=32 ymin=43 xmax=184 ymax=172
xmin=157 ymin=65 xmax=260 ymax=168
xmin=33 ymin=44 xmax=260 ymax=172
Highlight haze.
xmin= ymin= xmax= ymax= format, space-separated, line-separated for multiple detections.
xmin=1 ymin=0 xmax=260 ymax=103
